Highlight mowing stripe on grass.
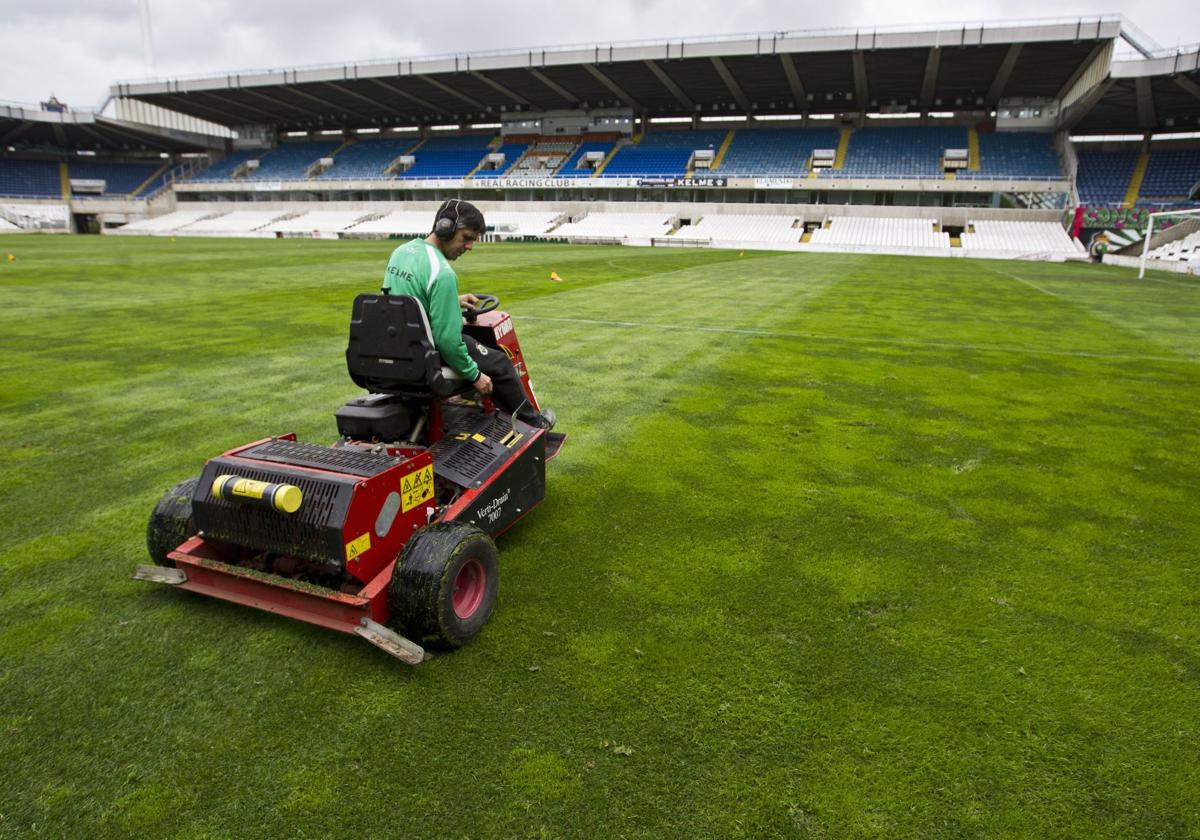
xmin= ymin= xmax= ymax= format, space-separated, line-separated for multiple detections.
xmin=517 ymin=314 xmax=1200 ymax=365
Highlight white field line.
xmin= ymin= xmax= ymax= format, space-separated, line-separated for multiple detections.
xmin=984 ymin=265 xmax=1060 ymax=298
xmin=991 ymin=262 xmax=1198 ymax=293
xmin=1138 ymin=272 xmax=1200 ymax=289
xmin=516 ymin=314 xmax=1198 ymax=365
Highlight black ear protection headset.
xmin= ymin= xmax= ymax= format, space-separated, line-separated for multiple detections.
xmin=433 ymin=198 xmax=462 ymax=241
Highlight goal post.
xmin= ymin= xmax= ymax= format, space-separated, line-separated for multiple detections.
xmin=1139 ymin=207 xmax=1200 ymax=278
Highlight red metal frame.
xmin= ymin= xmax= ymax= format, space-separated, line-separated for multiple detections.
xmin=170 ymin=537 xmax=394 ymax=634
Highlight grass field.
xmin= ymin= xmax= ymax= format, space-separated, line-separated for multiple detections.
xmin=1 ymin=234 xmax=1198 ymax=839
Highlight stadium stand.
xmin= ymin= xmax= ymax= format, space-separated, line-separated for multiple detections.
xmin=398 ymin=135 xmax=493 ymax=180
xmin=0 ymin=215 xmax=21 ymax=233
xmin=471 ymin=143 xmax=532 ymax=180
xmin=548 ymin=212 xmax=674 ymax=240
xmin=247 ymin=141 xmax=342 ymax=180
xmin=961 ymin=132 xmax=1063 ymax=180
xmin=1146 ymin=228 xmax=1200 ymax=261
xmin=345 ymin=211 xmax=437 ymax=236
xmin=68 ymin=160 xmax=165 ymax=196
xmin=485 ymin=209 xmax=560 ymax=237
xmin=808 ymin=216 xmax=950 ymax=250
xmin=717 ymin=128 xmax=841 ymax=177
xmin=191 ymin=149 xmax=262 ymax=182
xmin=1137 ymin=148 xmax=1200 ymax=206
xmin=959 ymin=220 xmax=1085 ymax=258
xmin=176 ymin=210 xmax=289 ymax=235
xmin=601 ymin=130 xmax=728 ymax=178
xmin=1074 ymin=150 xmax=1138 ymax=206
xmin=108 ymin=209 xmax=211 ymax=235
xmin=676 ymin=214 xmax=801 ymax=244
xmin=0 ymin=201 xmax=71 ymax=232
xmin=830 ymin=127 xmax=966 ymax=179
xmin=316 ymin=137 xmax=418 ymax=180
xmin=263 ymin=210 xmax=374 ymax=234
xmin=555 ymin=141 xmax=618 ymax=178
xmin=503 ymin=140 xmax=577 ymax=178
xmin=0 ymin=158 xmax=61 ymax=198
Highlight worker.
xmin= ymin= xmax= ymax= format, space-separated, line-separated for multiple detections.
xmin=381 ymin=199 xmax=555 ymax=430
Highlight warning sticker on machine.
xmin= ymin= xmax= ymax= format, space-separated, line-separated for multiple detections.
xmin=231 ymin=478 xmax=266 ymax=499
xmin=402 ymin=465 xmax=434 ymax=512
xmin=345 ymin=532 xmax=371 ymax=562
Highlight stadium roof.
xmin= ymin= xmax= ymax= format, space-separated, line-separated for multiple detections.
xmin=0 ymin=102 xmax=222 ymax=152
xmin=110 ymin=17 xmax=1200 ymax=136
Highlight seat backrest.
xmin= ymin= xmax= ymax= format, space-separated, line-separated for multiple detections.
xmin=346 ymin=293 xmax=464 ymax=398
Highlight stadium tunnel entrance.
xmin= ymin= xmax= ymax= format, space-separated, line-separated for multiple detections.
xmin=72 ymin=214 xmax=100 ymax=234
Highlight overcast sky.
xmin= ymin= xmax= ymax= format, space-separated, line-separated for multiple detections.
xmin=2 ymin=0 xmax=1197 ymax=109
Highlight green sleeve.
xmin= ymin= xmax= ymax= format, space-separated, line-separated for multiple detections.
xmin=428 ymin=271 xmax=479 ymax=381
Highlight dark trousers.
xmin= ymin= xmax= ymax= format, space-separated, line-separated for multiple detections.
xmin=463 ymin=335 xmax=536 ymax=421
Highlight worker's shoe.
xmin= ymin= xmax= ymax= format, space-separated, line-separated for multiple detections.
xmin=530 ymin=407 xmax=556 ymax=430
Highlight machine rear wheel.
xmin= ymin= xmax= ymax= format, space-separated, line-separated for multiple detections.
xmin=389 ymin=521 xmax=499 ymax=648
xmin=146 ymin=477 xmax=200 ymax=567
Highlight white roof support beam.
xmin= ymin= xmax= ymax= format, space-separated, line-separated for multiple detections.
xmin=852 ymin=51 xmax=870 ymax=109
xmin=1056 ymin=42 xmax=1110 ymax=101
xmin=582 ymin=64 xmax=641 ymax=109
xmin=644 ymin=60 xmax=694 ymax=111
xmin=470 ymin=72 xmax=533 ymax=107
xmin=710 ymin=57 xmax=752 ymax=113
xmin=778 ymin=54 xmax=807 ymax=108
xmin=986 ymin=44 xmax=1022 ymax=106
xmin=1059 ymin=77 xmax=1113 ymax=130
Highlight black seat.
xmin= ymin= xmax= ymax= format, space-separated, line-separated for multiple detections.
xmin=346 ymin=293 xmax=468 ymax=399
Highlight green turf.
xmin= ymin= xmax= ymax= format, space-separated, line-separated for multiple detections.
xmin=1 ymin=234 xmax=1198 ymax=839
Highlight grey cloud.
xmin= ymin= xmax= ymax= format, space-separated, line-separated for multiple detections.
xmin=2 ymin=0 xmax=1198 ymax=107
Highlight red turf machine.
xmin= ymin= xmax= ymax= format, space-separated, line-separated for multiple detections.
xmin=135 ymin=293 xmax=565 ymax=665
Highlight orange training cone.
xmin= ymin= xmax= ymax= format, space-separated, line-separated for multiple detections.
xmin=550 ymin=271 xmax=563 ymax=283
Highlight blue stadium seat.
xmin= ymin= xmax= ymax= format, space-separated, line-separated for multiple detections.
xmin=0 ymin=158 xmax=62 ymax=197
xmin=471 ymin=144 xmax=532 ymax=180
xmin=1138 ymin=148 xmax=1200 ymax=202
xmin=1074 ymin=150 xmax=1137 ymax=206
xmin=68 ymin=161 xmax=164 ymax=195
xmin=191 ymin=149 xmax=263 ymax=182
xmin=247 ymin=141 xmax=342 ymax=180
xmin=601 ymin=130 xmax=728 ymax=178
xmin=828 ymin=127 xmax=967 ymax=179
xmin=959 ymin=132 xmax=1063 ymax=180
xmin=317 ymin=137 xmax=418 ymax=180
xmin=556 ymin=141 xmax=617 ymax=178
xmin=717 ymin=128 xmax=841 ymax=177
xmin=396 ymin=135 xmax=493 ymax=180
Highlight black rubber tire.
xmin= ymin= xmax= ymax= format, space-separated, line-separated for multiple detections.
xmin=389 ymin=521 xmax=499 ymax=649
xmin=146 ymin=477 xmax=200 ymax=567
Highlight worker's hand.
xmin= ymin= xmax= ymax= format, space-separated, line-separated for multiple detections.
xmin=459 ymin=293 xmax=480 ymax=309
xmin=473 ymin=372 xmax=494 ymax=395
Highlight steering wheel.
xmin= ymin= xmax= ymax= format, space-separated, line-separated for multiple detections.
xmin=462 ymin=293 xmax=499 ymax=322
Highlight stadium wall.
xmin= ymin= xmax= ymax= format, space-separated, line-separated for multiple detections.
xmin=1102 ymin=253 xmax=1193 ymax=274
